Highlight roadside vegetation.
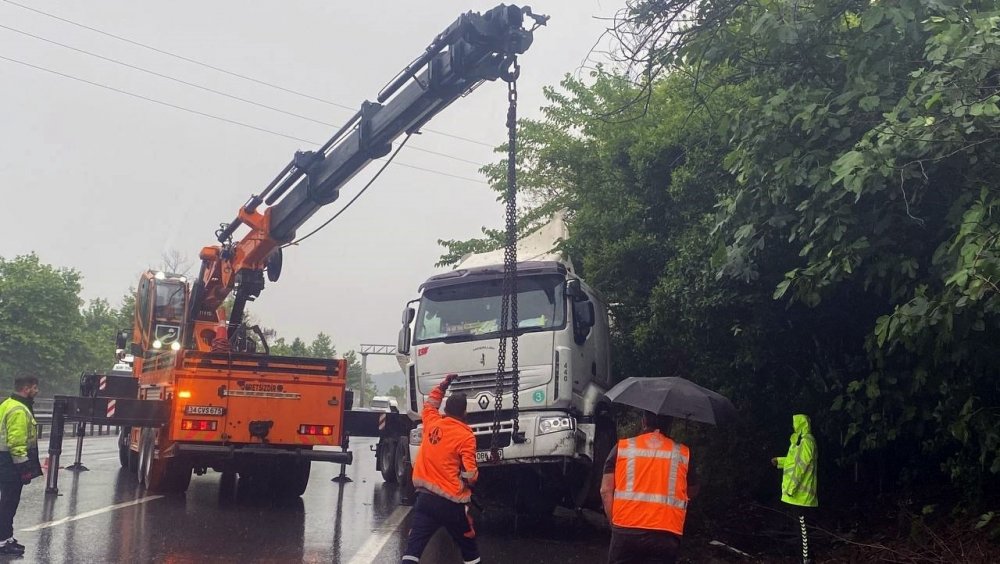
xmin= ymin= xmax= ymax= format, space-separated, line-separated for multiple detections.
xmin=441 ymin=0 xmax=1000 ymax=559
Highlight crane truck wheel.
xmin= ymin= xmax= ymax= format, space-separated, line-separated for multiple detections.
xmin=137 ymin=428 xmax=153 ymax=485
xmin=271 ymin=458 xmax=311 ymax=497
xmin=118 ymin=426 xmax=132 ymax=468
xmin=378 ymin=438 xmax=398 ymax=483
xmin=140 ymin=430 xmax=191 ymax=494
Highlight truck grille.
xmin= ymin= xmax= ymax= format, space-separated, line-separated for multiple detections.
xmin=449 ymin=372 xmax=518 ymax=395
xmin=470 ymin=419 xmax=514 ymax=450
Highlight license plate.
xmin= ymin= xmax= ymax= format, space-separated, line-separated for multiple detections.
xmin=184 ymin=405 xmax=226 ymax=416
xmin=475 ymin=449 xmax=502 ymax=463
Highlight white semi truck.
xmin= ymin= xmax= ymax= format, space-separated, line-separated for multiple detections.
xmin=375 ymin=216 xmax=616 ymax=513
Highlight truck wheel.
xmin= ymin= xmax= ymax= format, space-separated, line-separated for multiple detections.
xmin=379 ymin=438 xmax=398 ymax=483
xmin=395 ymin=438 xmax=415 ymax=504
xmin=128 ymin=448 xmax=139 ymax=473
xmin=148 ymin=458 xmax=192 ymax=494
xmin=142 ymin=431 xmax=190 ymax=494
xmin=118 ymin=426 xmax=132 ymax=468
xmin=137 ymin=428 xmax=153 ymax=485
xmin=272 ymin=459 xmax=311 ymax=497
xmin=587 ymin=418 xmax=616 ymax=511
xmin=515 ymin=472 xmax=558 ymax=517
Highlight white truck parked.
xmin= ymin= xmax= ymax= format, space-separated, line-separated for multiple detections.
xmin=378 ymin=215 xmax=616 ymax=513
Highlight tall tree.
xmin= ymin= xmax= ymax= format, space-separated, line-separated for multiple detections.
xmin=309 ymin=333 xmax=335 ymax=359
xmin=0 ymin=254 xmax=87 ymax=393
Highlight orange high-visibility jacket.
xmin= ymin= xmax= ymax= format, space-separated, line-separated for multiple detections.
xmin=411 ymin=385 xmax=478 ymax=503
xmin=611 ymin=431 xmax=690 ymax=535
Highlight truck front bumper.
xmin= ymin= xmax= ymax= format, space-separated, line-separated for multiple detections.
xmin=410 ymin=411 xmax=594 ymax=468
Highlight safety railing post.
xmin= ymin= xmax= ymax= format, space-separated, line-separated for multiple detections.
xmin=45 ymin=398 xmax=67 ymax=495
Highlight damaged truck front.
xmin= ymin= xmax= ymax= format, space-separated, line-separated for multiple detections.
xmin=389 ymin=216 xmax=617 ymax=514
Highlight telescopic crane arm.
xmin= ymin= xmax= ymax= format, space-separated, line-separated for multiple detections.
xmin=187 ymin=4 xmax=547 ymax=344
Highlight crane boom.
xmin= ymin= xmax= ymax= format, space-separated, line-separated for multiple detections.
xmin=187 ymin=4 xmax=546 ymax=342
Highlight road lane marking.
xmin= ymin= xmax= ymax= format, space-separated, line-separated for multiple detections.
xmin=346 ymin=506 xmax=412 ymax=564
xmin=96 ymin=456 xmax=119 ymax=461
xmin=20 ymin=496 xmax=164 ymax=532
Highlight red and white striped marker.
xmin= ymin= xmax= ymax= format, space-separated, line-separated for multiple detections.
xmin=378 ymin=413 xmax=386 ymax=431
xmin=99 ymin=376 xmax=107 ymax=390
xmin=106 ymin=399 xmax=117 ymax=418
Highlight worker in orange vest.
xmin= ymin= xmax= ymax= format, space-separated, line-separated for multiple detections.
xmin=402 ymin=373 xmax=480 ymax=564
xmin=600 ymin=411 xmax=699 ymax=564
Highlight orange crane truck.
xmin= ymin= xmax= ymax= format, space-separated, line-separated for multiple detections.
xmin=43 ymin=3 xmax=545 ymax=497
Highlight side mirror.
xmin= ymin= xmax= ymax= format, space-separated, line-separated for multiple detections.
xmin=398 ymin=307 xmax=415 ymax=355
xmin=401 ymin=307 xmax=416 ymax=325
xmin=115 ymin=329 xmax=129 ymax=350
xmin=398 ymin=326 xmax=412 ymax=355
xmin=566 ymin=279 xmax=585 ymax=302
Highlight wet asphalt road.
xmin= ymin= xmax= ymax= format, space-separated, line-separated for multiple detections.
xmin=10 ymin=436 xmax=611 ymax=563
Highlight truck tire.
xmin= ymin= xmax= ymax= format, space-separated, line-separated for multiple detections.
xmin=395 ymin=437 xmax=415 ymax=504
xmin=118 ymin=426 xmax=132 ymax=468
xmin=515 ymin=471 xmax=558 ymax=517
xmin=128 ymin=447 xmax=139 ymax=473
xmin=378 ymin=438 xmax=398 ymax=483
xmin=137 ymin=428 xmax=153 ymax=485
xmin=587 ymin=418 xmax=616 ymax=511
xmin=142 ymin=430 xmax=191 ymax=494
xmin=272 ymin=459 xmax=311 ymax=497
xmin=147 ymin=458 xmax=192 ymax=494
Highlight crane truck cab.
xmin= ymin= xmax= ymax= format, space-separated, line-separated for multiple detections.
xmin=390 ymin=215 xmax=616 ymax=512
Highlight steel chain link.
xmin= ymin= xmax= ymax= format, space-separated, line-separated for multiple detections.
xmin=490 ymin=62 xmax=520 ymax=461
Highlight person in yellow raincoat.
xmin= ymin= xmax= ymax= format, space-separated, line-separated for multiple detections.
xmin=0 ymin=376 xmax=41 ymax=556
xmin=772 ymin=413 xmax=818 ymax=564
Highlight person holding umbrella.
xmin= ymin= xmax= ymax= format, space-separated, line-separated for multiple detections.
xmin=601 ymin=376 xmax=736 ymax=563
xmin=771 ymin=413 xmax=818 ymax=564
xmin=600 ymin=410 xmax=698 ymax=563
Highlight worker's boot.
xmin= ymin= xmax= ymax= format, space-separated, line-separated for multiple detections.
xmin=0 ymin=538 xmax=24 ymax=555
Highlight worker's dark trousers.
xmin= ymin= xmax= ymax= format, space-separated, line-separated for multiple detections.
xmin=786 ymin=505 xmax=813 ymax=564
xmin=402 ymin=492 xmax=480 ymax=563
xmin=0 ymin=481 xmax=23 ymax=541
xmin=607 ymin=527 xmax=681 ymax=564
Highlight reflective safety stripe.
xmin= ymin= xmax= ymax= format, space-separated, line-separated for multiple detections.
xmin=464 ymin=559 xmax=481 ymax=564
xmin=460 ymin=470 xmax=477 ymax=480
xmin=784 ymin=444 xmax=816 ymax=496
xmin=402 ymin=556 xmax=420 ymax=562
xmin=619 ymin=438 xmax=688 ymax=510
xmin=412 ymin=477 xmax=471 ymax=504
xmin=613 ymin=490 xmax=688 ymax=509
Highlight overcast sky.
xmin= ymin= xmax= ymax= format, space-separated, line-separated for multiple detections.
xmin=0 ymin=0 xmax=626 ymax=373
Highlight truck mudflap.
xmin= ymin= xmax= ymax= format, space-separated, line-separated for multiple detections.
xmin=174 ymin=443 xmax=353 ymax=464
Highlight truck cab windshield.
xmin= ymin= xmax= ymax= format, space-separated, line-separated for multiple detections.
xmin=415 ymin=274 xmax=565 ymax=344
xmin=154 ymin=281 xmax=186 ymax=324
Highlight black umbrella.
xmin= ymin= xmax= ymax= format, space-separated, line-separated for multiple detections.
xmin=604 ymin=376 xmax=737 ymax=425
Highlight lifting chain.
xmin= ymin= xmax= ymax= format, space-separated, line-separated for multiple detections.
xmin=490 ymin=61 xmax=521 ymax=462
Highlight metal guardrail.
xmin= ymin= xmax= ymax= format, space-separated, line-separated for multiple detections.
xmin=34 ymin=413 xmax=116 ymax=439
